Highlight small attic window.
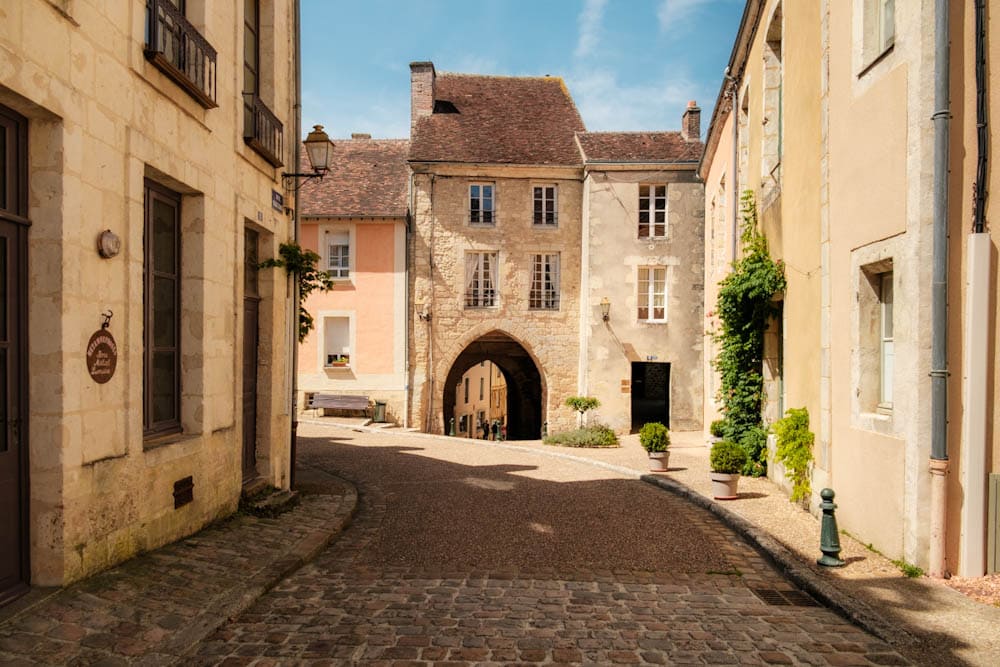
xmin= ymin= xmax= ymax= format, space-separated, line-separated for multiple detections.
xmin=433 ymin=99 xmax=459 ymax=114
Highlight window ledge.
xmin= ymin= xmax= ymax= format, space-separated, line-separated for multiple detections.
xmin=143 ymin=431 xmax=199 ymax=452
xmin=858 ymin=42 xmax=895 ymax=78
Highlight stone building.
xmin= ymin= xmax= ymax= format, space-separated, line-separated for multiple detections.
xmin=406 ymin=62 xmax=704 ymax=439
xmin=700 ymin=0 xmax=1000 ymax=577
xmin=297 ymin=136 xmax=409 ymax=423
xmin=577 ymin=117 xmax=705 ymax=433
xmin=0 ymin=0 xmax=298 ymax=603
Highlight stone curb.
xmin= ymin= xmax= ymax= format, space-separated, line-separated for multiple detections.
xmin=170 ymin=473 xmax=359 ymax=657
xmin=300 ymin=419 xmax=913 ymax=647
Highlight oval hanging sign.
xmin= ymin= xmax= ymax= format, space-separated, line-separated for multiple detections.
xmin=86 ymin=329 xmax=118 ymax=384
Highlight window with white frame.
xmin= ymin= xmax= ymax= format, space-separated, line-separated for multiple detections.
xmin=469 ymin=183 xmax=495 ymax=225
xmin=533 ymin=185 xmax=557 ymax=226
xmin=879 ymin=272 xmax=893 ymax=408
xmin=637 ymin=267 xmax=667 ymax=322
xmin=529 ymin=253 xmax=560 ymax=310
xmin=862 ymin=0 xmax=894 ymax=66
xmin=638 ymin=185 xmax=667 ymax=238
xmin=326 ymin=230 xmax=350 ymax=279
xmin=465 ymin=252 xmax=498 ymax=308
xmin=323 ymin=316 xmax=350 ymax=367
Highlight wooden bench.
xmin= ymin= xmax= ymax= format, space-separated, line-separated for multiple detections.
xmin=307 ymin=393 xmax=371 ymax=417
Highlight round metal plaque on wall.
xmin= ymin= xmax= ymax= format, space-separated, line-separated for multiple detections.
xmin=86 ymin=329 xmax=118 ymax=384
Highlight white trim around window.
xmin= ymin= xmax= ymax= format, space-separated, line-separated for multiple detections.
xmin=322 ymin=225 xmax=355 ymax=281
xmin=637 ymin=266 xmax=668 ymax=323
xmin=318 ymin=311 xmax=355 ymax=370
xmin=469 ymin=182 xmax=495 ymax=225
xmin=638 ymin=184 xmax=668 ymax=239
xmin=464 ymin=251 xmax=499 ymax=308
xmin=532 ymin=184 xmax=558 ymax=226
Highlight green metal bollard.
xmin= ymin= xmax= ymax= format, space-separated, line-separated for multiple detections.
xmin=817 ymin=488 xmax=846 ymax=567
xmin=449 ymin=417 xmax=455 ymax=437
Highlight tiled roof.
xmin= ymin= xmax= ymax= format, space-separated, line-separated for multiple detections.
xmin=409 ymin=74 xmax=586 ymax=165
xmin=576 ymin=131 xmax=703 ymax=164
xmin=299 ymin=139 xmax=410 ymax=218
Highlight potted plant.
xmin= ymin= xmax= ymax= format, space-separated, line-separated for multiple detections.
xmin=709 ymin=440 xmax=748 ymax=499
xmin=709 ymin=419 xmax=727 ymax=443
xmin=639 ymin=422 xmax=670 ymax=472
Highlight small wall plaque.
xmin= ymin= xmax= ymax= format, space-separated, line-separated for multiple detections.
xmin=272 ymin=189 xmax=284 ymax=211
xmin=86 ymin=329 xmax=118 ymax=384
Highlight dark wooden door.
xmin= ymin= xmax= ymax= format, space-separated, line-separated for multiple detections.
xmin=242 ymin=229 xmax=260 ymax=483
xmin=0 ymin=104 xmax=29 ymax=606
xmin=631 ymin=362 xmax=670 ymax=432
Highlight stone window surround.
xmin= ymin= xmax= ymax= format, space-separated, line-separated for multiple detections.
xmin=855 ymin=0 xmax=896 ymax=78
xmin=320 ymin=224 xmax=355 ymax=284
xmin=532 ymin=183 xmax=558 ymax=227
xmin=464 ymin=250 xmax=499 ymax=308
xmin=529 ymin=253 xmax=560 ymax=311
xmin=469 ymin=182 xmax=496 ymax=226
xmin=638 ymin=184 xmax=668 ymax=239
xmin=637 ymin=265 xmax=669 ymax=323
xmin=317 ymin=310 xmax=354 ymax=373
xmin=852 ymin=240 xmax=899 ymax=435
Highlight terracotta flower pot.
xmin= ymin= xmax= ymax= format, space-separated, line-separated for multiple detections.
xmin=710 ymin=471 xmax=740 ymax=499
xmin=648 ymin=451 xmax=669 ymax=472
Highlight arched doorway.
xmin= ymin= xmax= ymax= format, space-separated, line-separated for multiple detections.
xmin=443 ymin=331 xmax=543 ymax=440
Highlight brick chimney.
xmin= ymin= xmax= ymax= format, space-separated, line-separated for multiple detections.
xmin=410 ymin=61 xmax=436 ymax=136
xmin=681 ymin=100 xmax=701 ymax=142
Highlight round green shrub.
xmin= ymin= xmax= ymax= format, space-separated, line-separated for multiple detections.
xmin=639 ymin=422 xmax=670 ymax=452
xmin=709 ymin=419 xmax=727 ymax=438
xmin=710 ymin=440 xmax=748 ymax=474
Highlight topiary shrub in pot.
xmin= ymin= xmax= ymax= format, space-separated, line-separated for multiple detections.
xmin=709 ymin=440 xmax=748 ymax=500
xmin=709 ymin=419 xmax=727 ymax=442
xmin=639 ymin=422 xmax=670 ymax=472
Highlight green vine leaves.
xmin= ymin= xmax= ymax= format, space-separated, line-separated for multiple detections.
xmin=260 ymin=241 xmax=335 ymax=342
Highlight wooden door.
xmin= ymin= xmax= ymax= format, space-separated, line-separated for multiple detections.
xmin=242 ymin=229 xmax=260 ymax=483
xmin=0 ymin=104 xmax=29 ymax=605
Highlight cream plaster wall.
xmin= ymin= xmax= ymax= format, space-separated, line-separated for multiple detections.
xmin=1 ymin=0 xmax=295 ymax=585
xmin=408 ymin=166 xmax=584 ymax=436
xmin=582 ymin=169 xmax=704 ymax=432
xmin=298 ymin=218 xmax=408 ymax=423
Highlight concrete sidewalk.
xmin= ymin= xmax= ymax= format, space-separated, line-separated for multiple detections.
xmin=302 ymin=419 xmax=1000 ymax=666
xmin=0 ymin=466 xmax=356 ymax=666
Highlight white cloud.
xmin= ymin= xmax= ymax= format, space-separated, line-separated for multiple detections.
xmin=575 ymin=0 xmax=607 ymax=59
xmin=657 ymin=0 xmax=712 ymax=35
xmin=567 ymin=68 xmax=703 ymax=132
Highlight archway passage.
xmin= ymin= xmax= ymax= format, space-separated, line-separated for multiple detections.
xmin=443 ymin=331 xmax=543 ymax=440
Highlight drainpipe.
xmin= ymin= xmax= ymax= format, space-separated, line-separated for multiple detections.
xmin=729 ymin=73 xmax=739 ymax=262
xmin=288 ymin=0 xmax=302 ymax=489
xmin=959 ymin=0 xmax=990 ymax=577
xmin=928 ymin=0 xmax=951 ymax=578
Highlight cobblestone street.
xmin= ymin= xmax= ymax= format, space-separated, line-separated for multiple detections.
xmin=187 ymin=425 xmax=907 ymax=666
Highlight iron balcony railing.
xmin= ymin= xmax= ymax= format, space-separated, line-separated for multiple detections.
xmin=243 ymin=94 xmax=284 ymax=167
xmin=144 ymin=0 xmax=218 ymax=108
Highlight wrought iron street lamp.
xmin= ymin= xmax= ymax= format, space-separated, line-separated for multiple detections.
xmin=600 ymin=297 xmax=611 ymax=321
xmin=282 ymin=124 xmax=334 ymax=190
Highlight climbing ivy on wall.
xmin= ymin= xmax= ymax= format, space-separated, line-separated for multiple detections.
xmin=712 ymin=191 xmax=786 ymax=475
xmin=261 ymin=242 xmax=334 ymax=342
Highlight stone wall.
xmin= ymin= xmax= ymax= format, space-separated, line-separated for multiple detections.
xmin=1 ymin=1 xmax=296 ymax=585
xmin=581 ymin=170 xmax=705 ymax=433
xmin=408 ymin=167 xmax=584 ymax=436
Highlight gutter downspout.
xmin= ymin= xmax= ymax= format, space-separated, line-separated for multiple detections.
xmin=959 ymin=0 xmax=991 ymax=577
xmin=928 ymin=0 xmax=951 ymax=578
xmin=729 ymin=76 xmax=739 ymax=262
xmin=288 ymin=0 xmax=302 ymax=489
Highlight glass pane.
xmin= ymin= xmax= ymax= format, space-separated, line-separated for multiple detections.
xmin=244 ymin=229 xmax=258 ymax=297
xmin=881 ymin=274 xmax=893 ymax=338
xmin=244 ymin=28 xmax=257 ymax=70
xmin=0 ymin=349 xmax=6 ymax=452
xmin=0 ymin=236 xmax=6 ymax=341
xmin=152 ymin=351 xmax=177 ymax=424
xmin=638 ymin=307 xmax=649 ymax=320
xmin=153 ymin=277 xmax=176 ymax=347
xmin=654 ymin=308 xmax=665 ymax=320
xmin=470 ymin=185 xmax=480 ymax=198
xmin=152 ymin=198 xmax=177 ymax=272
xmin=881 ymin=340 xmax=894 ymax=404
xmin=639 ymin=185 xmax=649 ymax=198
xmin=0 ymin=126 xmax=7 ymax=210
xmin=654 ymin=211 xmax=665 ymax=223
xmin=482 ymin=185 xmax=492 ymax=198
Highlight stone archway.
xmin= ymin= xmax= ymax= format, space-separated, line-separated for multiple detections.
xmin=442 ymin=331 xmax=544 ymax=440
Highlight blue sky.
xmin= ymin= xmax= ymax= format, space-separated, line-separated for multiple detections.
xmin=301 ymin=0 xmax=744 ymax=140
